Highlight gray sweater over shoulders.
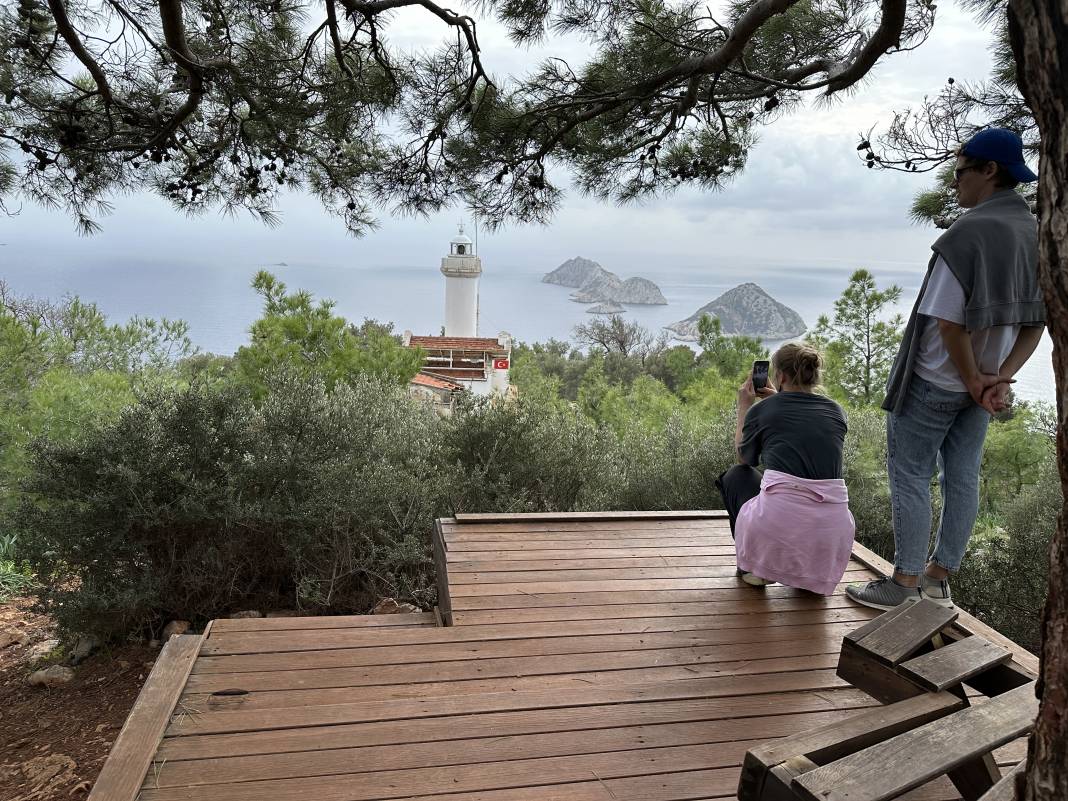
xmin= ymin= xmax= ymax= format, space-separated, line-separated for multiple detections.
xmin=883 ymin=190 xmax=1043 ymax=414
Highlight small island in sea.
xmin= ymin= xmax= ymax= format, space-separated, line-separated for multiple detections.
xmin=666 ymin=282 xmax=806 ymax=340
xmin=543 ymin=257 xmax=667 ymax=305
xmin=587 ymin=301 xmax=626 ymax=315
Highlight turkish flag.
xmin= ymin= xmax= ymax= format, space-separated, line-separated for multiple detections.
xmin=493 ymin=358 xmax=510 ymax=370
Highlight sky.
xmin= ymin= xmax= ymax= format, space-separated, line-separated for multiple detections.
xmin=0 ymin=1 xmax=1000 ymax=277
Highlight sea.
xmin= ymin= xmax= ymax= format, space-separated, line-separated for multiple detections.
xmin=0 ymin=258 xmax=1057 ymax=406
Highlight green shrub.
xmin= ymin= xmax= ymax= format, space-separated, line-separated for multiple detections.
xmin=14 ymin=371 xmax=446 ymax=640
xmin=0 ymin=533 xmax=34 ymax=601
xmin=443 ymin=394 xmax=622 ymax=513
xmin=952 ymin=453 xmax=1060 ymax=653
xmin=842 ymin=405 xmax=896 ymax=561
xmin=615 ymin=411 xmax=735 ymax=510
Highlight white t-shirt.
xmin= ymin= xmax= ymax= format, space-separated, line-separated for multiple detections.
xmin=913 ymin=256 xmax=1020 ymax=392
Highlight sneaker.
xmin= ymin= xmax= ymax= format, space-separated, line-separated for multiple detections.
xmin=735 ymin=567 xmax=773 ymax=586
xmin=921 ymin=575 xmax=954 ymax=607
xmin=845 ymin=576 xmax=923 ymax=610
xmin=739 ymin=572 xmax=773 ymax=585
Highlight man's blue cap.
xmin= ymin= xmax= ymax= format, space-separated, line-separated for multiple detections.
xmin=961 ymin=128 xmax=1038 ymax=183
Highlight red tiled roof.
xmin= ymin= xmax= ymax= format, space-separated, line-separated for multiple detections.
xmin=411 ymin=373 xmax=463 ymax=391
xmin=409 ymin=336 xmax=506 ymax=352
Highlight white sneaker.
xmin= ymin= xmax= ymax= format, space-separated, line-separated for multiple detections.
xmin=740 ymin=572 xmax=773 ymax=586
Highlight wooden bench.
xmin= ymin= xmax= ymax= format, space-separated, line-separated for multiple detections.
xmin=738 ymin=599 xmax=1038 ymax=801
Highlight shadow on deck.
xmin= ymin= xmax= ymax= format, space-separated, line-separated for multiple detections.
xmin=88 ymin=511 xmax=1037 ymax=801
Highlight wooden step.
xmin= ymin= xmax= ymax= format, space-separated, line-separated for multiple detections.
xmin=738 ymin=691 xmax=965 ymax=800
xmin=847 ymin=599 xmax=959 ymax=666
xmin=898 ymin=636 xmax=1012 ymax=692
xmin=791 ymin=682 xmax=1039 ymax=801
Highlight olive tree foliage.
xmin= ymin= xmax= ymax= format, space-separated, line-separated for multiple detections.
xmin=0 ymin=0 xmax=936 ymax=233
xmin=573 ymin=315 xmax=657 ymax=359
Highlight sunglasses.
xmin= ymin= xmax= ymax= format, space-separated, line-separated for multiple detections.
xmin=953 ymin=164 xmax=983 ymax=181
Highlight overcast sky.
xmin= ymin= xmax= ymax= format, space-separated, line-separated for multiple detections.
xmin=1 ymin=2 xmax=999 ymax=276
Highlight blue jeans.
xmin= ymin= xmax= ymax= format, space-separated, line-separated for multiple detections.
xmin=887 ymin=376 xmax=991 ymax=575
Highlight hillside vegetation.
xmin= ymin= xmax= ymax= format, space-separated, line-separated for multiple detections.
xmin=0 ymin=271 xmax=1055 ymax=652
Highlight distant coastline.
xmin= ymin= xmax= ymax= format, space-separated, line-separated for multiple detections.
xmin=1 ymin=259 xmax=1056 ymax=406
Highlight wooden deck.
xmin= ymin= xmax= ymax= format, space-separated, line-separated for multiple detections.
xmin=89 ymin=511 xmax=1037 ymax=801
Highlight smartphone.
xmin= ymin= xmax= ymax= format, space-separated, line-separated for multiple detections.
xmin=752 ymin=360 xmax=770 ymax=391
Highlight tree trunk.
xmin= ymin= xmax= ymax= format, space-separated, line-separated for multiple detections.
xmin=1008 ymin=0 xmax=1068 ymax=798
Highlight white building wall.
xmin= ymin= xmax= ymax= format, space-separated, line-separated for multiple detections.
xmin=444 ymin=275 xmax=480 ymax=337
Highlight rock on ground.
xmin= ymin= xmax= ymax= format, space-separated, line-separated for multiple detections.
xmin=27 ymin=665 xmax=75 ymax=688
xmin=372 ymin=598 xmax=421 ymax=615
xmin=26 ymin=639 xmax=59 ymax=663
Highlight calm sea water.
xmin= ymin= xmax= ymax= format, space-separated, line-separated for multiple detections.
xmin=0 ymin=258 xmax=1057 ymax=405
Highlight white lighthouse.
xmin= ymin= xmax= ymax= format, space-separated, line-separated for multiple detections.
xmin=440 ymin=224 xmax=481 ymax=337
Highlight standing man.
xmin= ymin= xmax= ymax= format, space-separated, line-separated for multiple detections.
xmin=847 ymin=128 xmax=1045 ymax=610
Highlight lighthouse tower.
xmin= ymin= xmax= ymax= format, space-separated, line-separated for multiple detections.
xmin=440 ymin=224 xmax=481 ymax=337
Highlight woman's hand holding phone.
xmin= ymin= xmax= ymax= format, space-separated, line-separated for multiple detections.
xmin=737 ymin=375 xmax=776 ymax=410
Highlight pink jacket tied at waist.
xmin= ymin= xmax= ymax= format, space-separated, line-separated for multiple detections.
xmin=734 ymin=469 xmax=856 ymax=596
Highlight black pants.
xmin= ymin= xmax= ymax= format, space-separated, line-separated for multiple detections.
xmin=715 ymin=464 xmax=762 ymax=537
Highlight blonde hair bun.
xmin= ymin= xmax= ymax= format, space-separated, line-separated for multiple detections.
xmin=773 ymin=343 xmax=823 ymax=389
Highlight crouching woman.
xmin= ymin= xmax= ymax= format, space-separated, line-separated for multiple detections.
xmin=715 ymin=344 xmax=855 ymax=594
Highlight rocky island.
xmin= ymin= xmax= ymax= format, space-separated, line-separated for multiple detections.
xmin=543 ymin=257 xmax=667 ymax=305
xmin=667 ymin=283 xmax=806 ymax=340
xmin=587 ymin=301 xmax=626 ymax=315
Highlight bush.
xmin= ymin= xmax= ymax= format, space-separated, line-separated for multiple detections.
xmin=14 ymin=371 xmax=447 ymax=641
xmin=952 ymin=453 xmax=1060 ymax=653
xmin=443 ymin=394 xmax=622 ymax=513
xmin=842 ymin=405 xmax=895 ymax=560
xmin=0 ymin=533 xmax=34 ymax=601
xmin=615 ymin=411 xmax=735 ymax=510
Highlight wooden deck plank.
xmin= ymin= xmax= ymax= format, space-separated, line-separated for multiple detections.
xmin=450 ymin=595 xmax=863 ymax=624
xmin=448 ymin=570 xmax=873 ymax=597
xmin=445 ymin=547 xmax=741 ymax=560
xmin=447 ymin=557 xmax=869 ymax=572
xmin=143 ymin=740 xmax=758 ymax=800
xmin=140 ymin=761 xmax=972 ymax=801
xmin=157 ymin=689 xmax=879 ymax=760
xmin=448 ymin=555 xmax=749 ymax=570
xmin=190 ymin=621 xmax=865 ymax=674
xmin=444 ymin=538 xmax=736 ymax=552
xmin=185 ymin=640 xmax=847 ymax=694
xmin=167 ymin=671 xmax=862 ymax=736
xmin=450 ymin=565 xmax=752 ymax=582
xmin=195 ymin=597 xmax=868 ymax=638
xmin=200 ymin=608 xmax=875 ymax=656
xmin=143 ymin=766 xmax=745 ymax=801
xmin=86 ymin=634 xmax=204 ymax=801
xmin=149 ymin=714 xmax=858 ymax=788
xmin=450 ymin=511 xmax=728 ymax=522
xmin=209 ymin=613 xmax=437 ymax=634
xmin=440 ymin=534 xmax=734 ymax=546
xmin=448 ymin=580 xmax=875 ymax=610
xmin=149 ymin=717 xmax=1018 ymax=792
xmin=178 ymin=663 xmax=850 ymax=713
xmin=442 ymin=521 xmax=730 ymax=533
